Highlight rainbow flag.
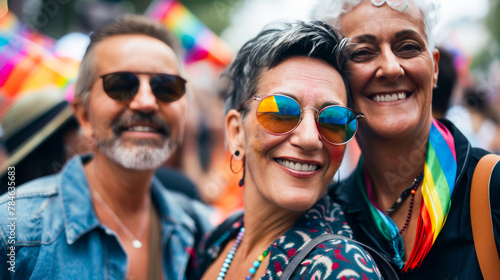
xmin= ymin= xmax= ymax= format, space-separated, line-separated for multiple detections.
xmin=1 ymin=1 xmax=232 ymax=110
xmin=147 ymin=0 xmax=233 ymax=66
xmin=0 ymin=12 xmax=78 ymax=105
xmin=359 ymin=119 xmax=458 ymax=270
xmin=0 ymin=11 xmax=54 ymax=49
xmin=404 ymin=119 xmax=457 ymax=271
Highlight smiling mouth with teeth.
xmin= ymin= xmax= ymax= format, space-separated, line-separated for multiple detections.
xmin=370 ymin=92 xmax=409 ymax=102
xmin=117 ymin=125 xmax=169 ymax=137
xmin=127 ymin=126 xmax=158 ymax=133
xmin=276 ymin=159 xmax=319 ymax=172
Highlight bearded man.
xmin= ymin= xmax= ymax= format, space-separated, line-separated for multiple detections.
xmin=0 ymin=15 xmax=212 ymax=280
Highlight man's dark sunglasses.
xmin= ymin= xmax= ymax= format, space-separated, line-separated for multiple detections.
xmin=99 ymin=71 xmax=187 ymax=103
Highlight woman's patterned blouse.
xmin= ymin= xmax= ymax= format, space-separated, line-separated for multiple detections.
xmin=190 ymin=194 xmax=382 ymax=279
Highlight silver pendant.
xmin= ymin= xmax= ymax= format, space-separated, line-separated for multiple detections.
xmin=132 ymin=239 xmax=142 ymax=248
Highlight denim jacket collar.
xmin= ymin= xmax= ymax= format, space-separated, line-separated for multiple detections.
xmin=61 ymin=155 xmax=197 ymax=245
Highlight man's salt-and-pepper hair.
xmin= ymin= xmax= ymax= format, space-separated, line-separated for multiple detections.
xmin=311 ymin=0 xmax=441 ymax=51
xmin=223 ymin=20 xmax=349 ymax=115
xmin=74 ymin=14 xmax=183 ymax=107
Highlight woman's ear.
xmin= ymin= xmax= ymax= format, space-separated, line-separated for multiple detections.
xmin=225 ymin=109 xmax=245 ymax=158
xmin=432 ymin=48 xmax=440 ymax=88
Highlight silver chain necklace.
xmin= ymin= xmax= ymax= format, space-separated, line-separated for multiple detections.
xmin=92 ymin=189 xmax=150 ymax=248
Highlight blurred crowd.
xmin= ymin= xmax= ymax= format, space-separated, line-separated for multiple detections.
xmin=1 ymin=0 xmax=500 ymax=224
xmin=433 ymin=47 xmax=500 ymax=154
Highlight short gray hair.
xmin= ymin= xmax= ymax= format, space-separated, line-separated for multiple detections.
xmin=311 ymin=0 xmax=440 ymax=51
xmin=74 ymin=14 xmax=182 ymax=106
xmin=223 ymin=20 xmax=349 ymax=115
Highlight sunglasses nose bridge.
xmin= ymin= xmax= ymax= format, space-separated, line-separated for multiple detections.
xmin=138 ymin=75 xmax=152 ymax=91
xmin=301 ymin=107 xmax=320 ymax=122
xmin=128 ymin=76 xmax=160 ymax=112
xmin=296 ymin=107 xmax=321 ymax=133
xmin=288 ymin=106 xmax=323 ymax=150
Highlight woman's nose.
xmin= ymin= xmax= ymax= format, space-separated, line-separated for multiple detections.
xmin=289 ymin=109 xmax=323 ymax=151
xmin=376 ymin=45 xmax=404 ymax=81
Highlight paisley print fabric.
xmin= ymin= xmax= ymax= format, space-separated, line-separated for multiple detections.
xmin=190 ymin=194 xmax=382 ymax=279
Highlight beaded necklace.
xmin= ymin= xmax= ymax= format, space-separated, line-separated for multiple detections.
xmin=385 ymin=171 xmax=424 ymax=216
xmin=217 ymin=228 xmax=270 ymax=280
xmin=389 ymin=171 xmax=424 ymax=240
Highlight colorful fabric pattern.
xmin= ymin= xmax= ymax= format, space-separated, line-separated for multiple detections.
xmin=191 ymin=195 xmax=382 ymax=279
xmin=359 ymin=119 xmax=458 ymax=270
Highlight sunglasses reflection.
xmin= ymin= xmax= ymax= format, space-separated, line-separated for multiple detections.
xmin=254 ymin=94 xmax=359 ymax=145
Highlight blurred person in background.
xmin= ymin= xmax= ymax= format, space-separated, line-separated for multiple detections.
xmin=190 ymin=20 xmax=382 ymax=280
xmin=491 ymin=61 xmax=500 ymax=154
xmin=447 ymin=85 xmax=500 ymax=153
xmin=0 ymin=15 xmax=211 ymax=279
xmin=177 ymin=77 xmax=244 ymax=220
xmin=431 ymin=46 xmax=457 ymax=119
xmin=313 ymin=0 xmax=500 ymax=278
xmin=0 ymin=88 xmax=91 ymax=193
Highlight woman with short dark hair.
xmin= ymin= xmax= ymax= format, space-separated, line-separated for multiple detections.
xmin=190 ymin=20 xmax=382 ymax=280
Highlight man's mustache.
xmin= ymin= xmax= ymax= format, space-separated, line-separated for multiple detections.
xmin=111 ymin=112 xmax=171 ymax=137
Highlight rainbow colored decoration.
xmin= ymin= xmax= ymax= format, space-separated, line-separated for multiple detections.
xmin=147 ymin=0 xmax=233 ymax=66
xmin=404 ymin=119 xmax=457 ymax=271
xmin=1 ymin=1 xmax=233 ymax=110
xmin=360 ymin=120 xmax=458 ymax=271
xmin=0 ymin=12 xmax=78 ymax=104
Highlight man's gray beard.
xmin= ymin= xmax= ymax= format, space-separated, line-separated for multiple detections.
xmin=96 ymin=137 xmax=177 ymax=171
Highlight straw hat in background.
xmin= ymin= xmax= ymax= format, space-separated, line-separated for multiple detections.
xmin=0 ymin=87 xmax=77 ymax=178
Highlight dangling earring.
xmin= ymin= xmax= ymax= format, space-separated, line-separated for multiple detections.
xmin=238 ymin=156 xmax=246 ymax=187
xmin=230 ymin=150 xmax=245 ymax=187
xmin=230 ymin=150 xmax=243 ymax=173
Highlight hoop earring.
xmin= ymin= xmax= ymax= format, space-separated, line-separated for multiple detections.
xmin=230 ymin=150 xmax=243 ymax=174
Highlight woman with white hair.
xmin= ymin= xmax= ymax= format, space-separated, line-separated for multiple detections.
xmin=312 ymin=0 xmax=500 ymax=279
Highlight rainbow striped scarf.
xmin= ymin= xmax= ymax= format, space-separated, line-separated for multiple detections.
xmin=360 ymin=119 xmax=457 ymax=270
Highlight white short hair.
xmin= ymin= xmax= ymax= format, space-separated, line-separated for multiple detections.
xmin=311 ymin=0 xmax=441 ymax=50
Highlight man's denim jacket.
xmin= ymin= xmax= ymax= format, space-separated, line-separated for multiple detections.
xmin=0 ymin=156 xmax=212 ymax=279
